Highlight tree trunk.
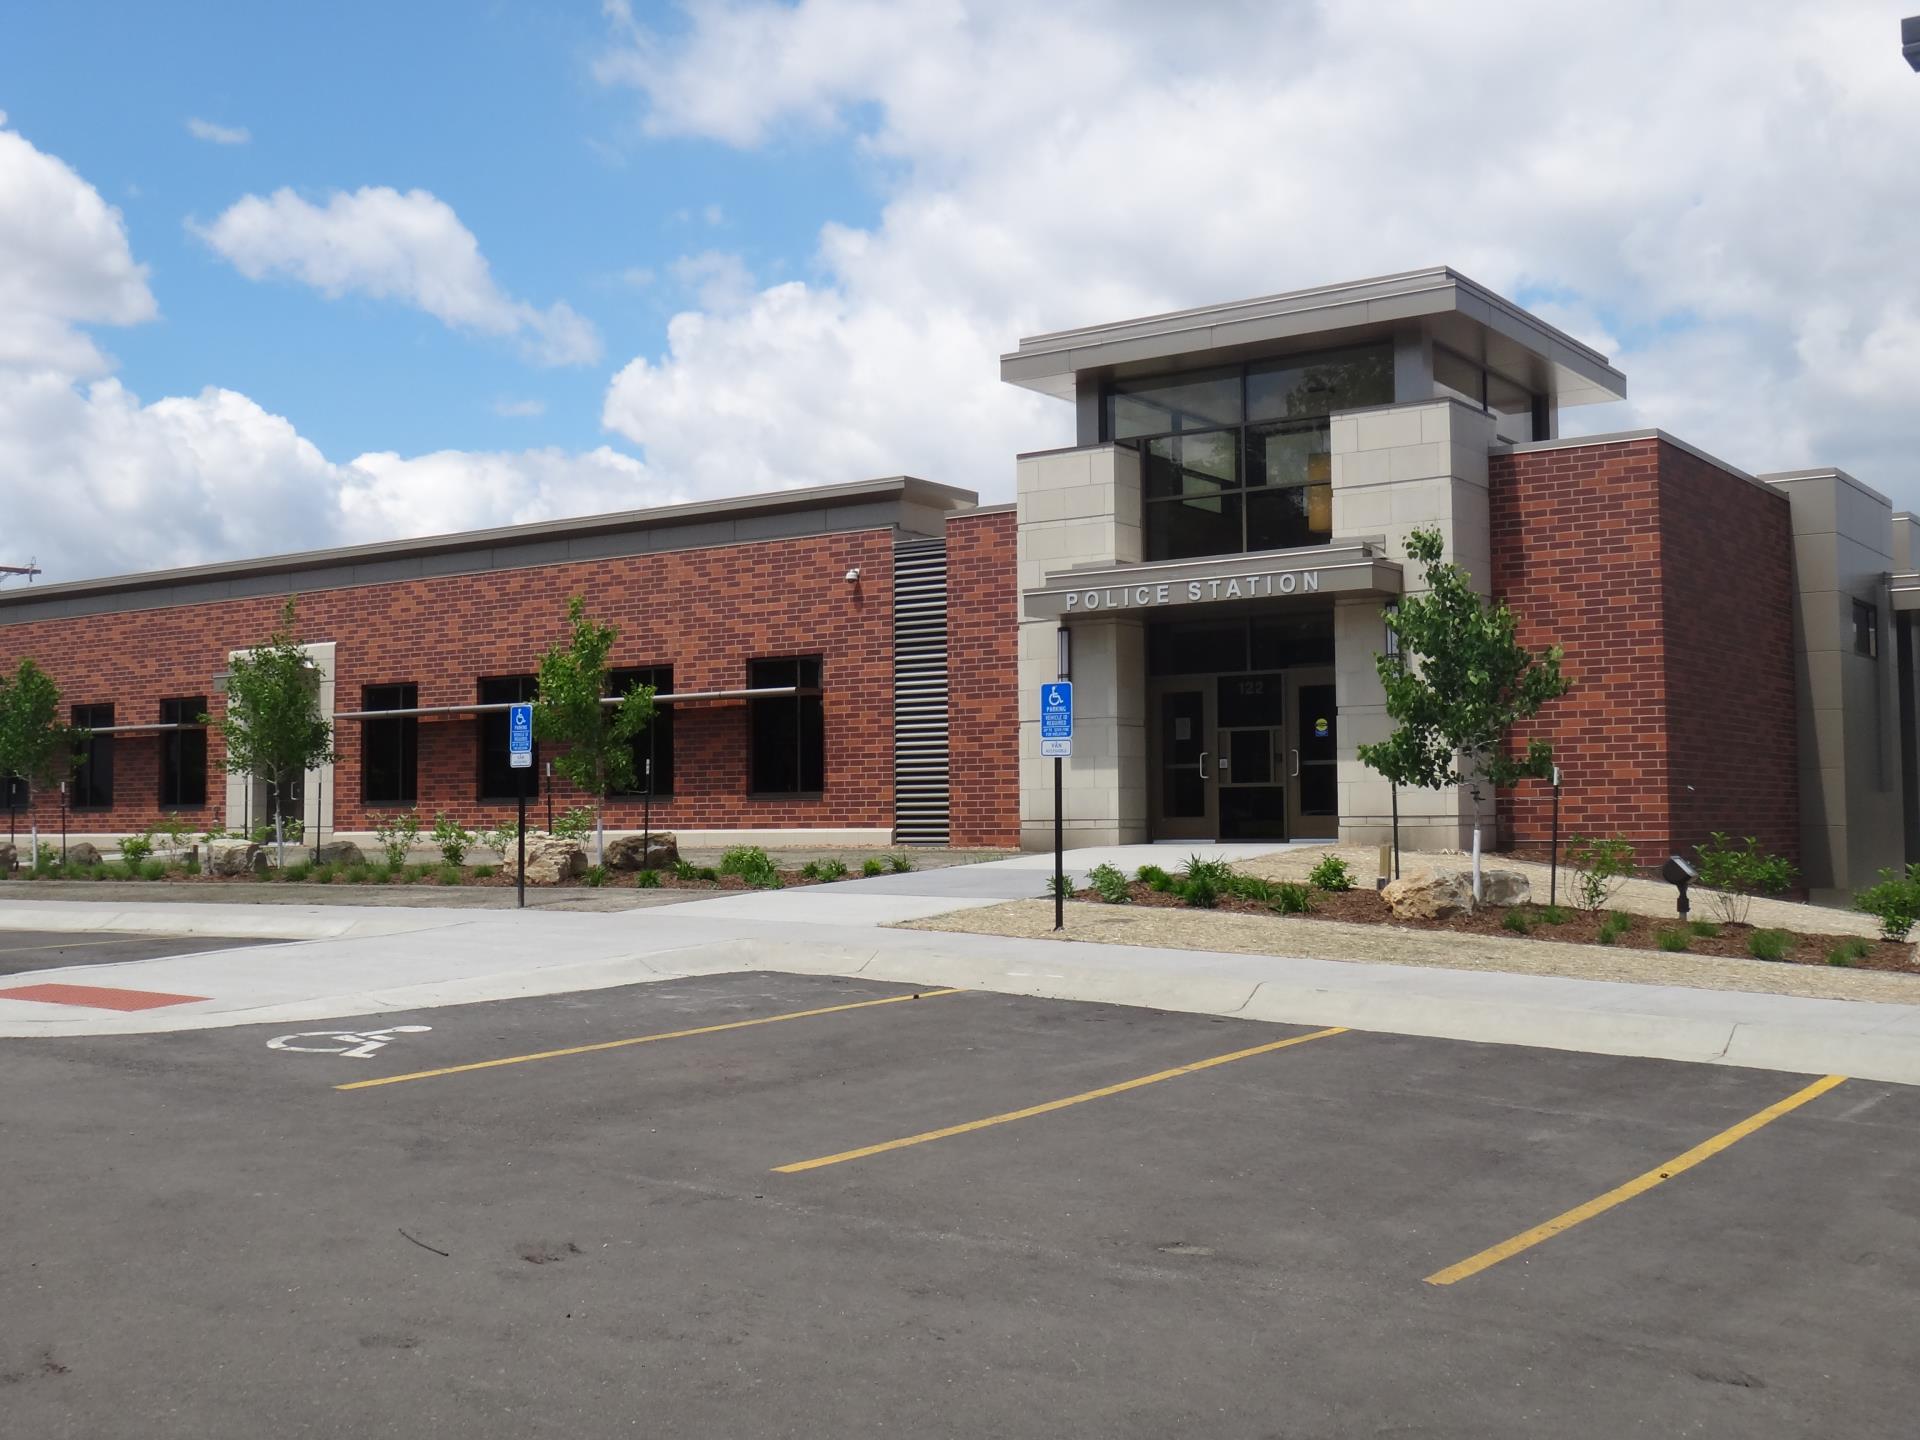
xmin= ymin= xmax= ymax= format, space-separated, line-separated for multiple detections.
xmin=272 ymin=777 xmax=285 ymax=870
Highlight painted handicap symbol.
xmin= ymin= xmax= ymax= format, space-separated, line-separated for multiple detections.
xmin=267 ymin=1025 xmax=432 ymax=1059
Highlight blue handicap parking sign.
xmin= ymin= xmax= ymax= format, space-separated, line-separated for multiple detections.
xmin=509 ymin=702 xmax=534 ymax=768
xmin=1040 ymin=682 xmax=1072 ymax=756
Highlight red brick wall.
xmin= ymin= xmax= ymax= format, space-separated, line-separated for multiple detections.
xmin=0 ymin=529 xmax=898 ymax=838
xmin=1490 ymin=437 xmax=1797 ymax=869
xmin=944 ymin=509 xmax=1019 ymax=847
xmin=1658 ymin=447 xmax=1799 ymax=864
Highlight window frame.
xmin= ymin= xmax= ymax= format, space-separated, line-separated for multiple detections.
xmin=1104 ymin=345 xmax=1391 ymax=564
xmin=70 ymin=702 xmax=115 ymax=810
xmin=158 ymin=696 xmax=209 ymax=808
xmin=476 ymin=675 xmax=538 ymax=802
xmin=361 ymin=683 xmax=420 ymax=807
xmin=609 ymin=665 xmax=675 ymax=797
xmin=747 ymin=657 xmax=824 ymax=798
xmin=1854 ymin=599 xmax=1880 ymax=660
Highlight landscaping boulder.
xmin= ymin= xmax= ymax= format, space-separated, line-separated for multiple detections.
xmin=207 ymin=839 xmax=268 ymax=877
xmin=1381 ymin=868 xmax=1476 ymax=920
xmin=605 ymin=831 xmax=679 ymax=871
xmin=0 ymin=841 xmax=14 ymax=873
xmin=314 ymin=840 xmax=364 ymax=867
xmin=501 ymin=834 xmax=587 ymax=885
xmin=66 ymin=841 xmax=102 ymax=867
xmin=1478 ymin=868 xmax=1532 ymax=907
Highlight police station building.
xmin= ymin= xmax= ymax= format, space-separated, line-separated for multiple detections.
xmin=3 ymin=268 xmax=1915 ymax=899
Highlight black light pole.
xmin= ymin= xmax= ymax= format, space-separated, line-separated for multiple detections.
xmin=1904 ymin=15 xmax=1919 ymax=71
xmin=544 ymin=759 xmax=553 ymax=835
xmin=516 ymin=764 xmax=527 ymax=910
xmin=1053 ymin=628 xmax=1069 ymax=933
xmin=60 ymin=781 xmax=67 ymax=866
xmin=641 ymin=756 xmax=653 ymax=872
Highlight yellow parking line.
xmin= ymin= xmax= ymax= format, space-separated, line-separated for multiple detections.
xmin=1425 ymin=1072 xmax=1848 ymax=1286
xmin=775 ymin=1025 xmax=1348 ymax=1174
xmin=336 ymin=988 xmax=966 ymax=1091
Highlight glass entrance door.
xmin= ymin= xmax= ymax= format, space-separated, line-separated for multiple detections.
xmin=1148 ymin=680 xmax=1215 ymax=840
xmin=1217 ymin=671 xmax=1288 ymax=840
xmin=1287 ymin=669 xmax=1338 ymax=840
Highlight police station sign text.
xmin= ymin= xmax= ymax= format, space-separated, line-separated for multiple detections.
xmin=1062 ymin=569 xmax=1322 ymax=612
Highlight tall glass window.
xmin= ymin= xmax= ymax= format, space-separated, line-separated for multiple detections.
xmin=71 ymin=703 xmax=114 ymax=809
xmin=1106 ymin=345 xmax=1391 ymax=562
xmin=1434 ymin=346 xmax=1541 ymax=443
xmin=362 ymin=684 xmax=419 ymax=805
xmin=477 ymin=676 xmax=537 ymax=800
xmin=610 ymin=666 xmax=674 ymax=796
xmin=749 ymin=657 xmax=823 ymax=795
xmin=159 ymin=697 xmax=208 ymax=807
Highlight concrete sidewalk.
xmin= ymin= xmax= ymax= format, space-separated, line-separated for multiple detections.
xmin=3 ymin=853 xmax=1919 ymax=1085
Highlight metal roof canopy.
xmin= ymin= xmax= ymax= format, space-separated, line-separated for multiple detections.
xmin=1000 ymin=266 xmax=1628 ymax=411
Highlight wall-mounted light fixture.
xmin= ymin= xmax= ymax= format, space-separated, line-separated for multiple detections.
xmin=1056 ymin=626 xmax=1071 ymax=681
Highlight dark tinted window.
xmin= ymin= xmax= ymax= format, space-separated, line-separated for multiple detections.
xmin=1854 ymin=600 xmax=1880 ymax=659
xmin=71 ymin=703 xmax=114 ymax=809
xmin=1245 ymin=346 xmax=1392 ymax=421
xmin=159 ymin=697 xmax=208 ymax=807
xmin=1250 ymin=613 xmax=1335 ymax=668
xmin=610 ymin=666 xmax=674 ymax=796
xmin=1107 ymin=367 xmax=1241 ymax=440
xmin=749 ymin=657 xmax=823 ymax=794
xmin=362 ymin=684 xmax=419 ymax=805
xmin=478 ymin=676 xmax=537 ymax=800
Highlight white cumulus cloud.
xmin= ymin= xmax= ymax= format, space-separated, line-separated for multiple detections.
xmin=185 ymin=117 xmax=250 ymax=146
xmin=595 ymin=0 xmax=1920 ymax=510
xmin=0 ymin=120 xmax=657 ymax=584
xmin=194 ymin=185 xmax=602 ymax=367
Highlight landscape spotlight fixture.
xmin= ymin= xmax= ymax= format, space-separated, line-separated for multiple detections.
xmin=1906 ymin=16 xmax=1920 ymax=72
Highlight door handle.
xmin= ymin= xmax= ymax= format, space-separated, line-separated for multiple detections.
xmin=1289 ymin=748 xmax=1300 ymax=778
xmin=1198 ymin=751 xmax=1210 ymax=781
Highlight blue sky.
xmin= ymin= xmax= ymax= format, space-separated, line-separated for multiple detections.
xmin=2 ymin=2 xmax=1917 ymax=584
xmin=0 ymin=1 xmax=881 ymax=460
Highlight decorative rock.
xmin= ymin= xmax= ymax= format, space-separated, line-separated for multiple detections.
xmin=1478 ymin=868 xmax=1532 ymax=907
xmin=0 ymin=841 xmax=14 ymax=873
xmin=207 ymin=839 xmax=268 ymax=877
xmin=1381 ymin=868 xmax=1476 ymax=921
xmin=66 ymin=841 xmax=102 ymax=866
xmin=501 ymin=834 xmax=587 ymax=886
xmin=314 ymin=840 xmax=364 ymax=867
xmin=604 ymin=831 xmax=680 ymax=871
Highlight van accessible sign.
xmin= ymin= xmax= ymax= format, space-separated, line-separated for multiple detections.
xmin=1063 ymin=569 xmax=1323 ymax=613
xmin=508 ymin=703 xmax=534 ymax=769
xmin=1039 ymin=682 xmax=1072 ymax=758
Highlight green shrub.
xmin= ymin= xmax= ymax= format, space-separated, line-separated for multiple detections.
xmin=138 ymin=859 xmax=167 ymax=881
xmin=1687 ymin=919 xmax=1721 ymax=939
xmin=550 ymin=806 xmax=595 ymax=842
xmin=672 ymin=858 xmax=699 ymax=881
xmin=1135 ymin=864 xmax=1173 ymax=892
xmin=1747 ymin=929 xmax=1790 ymax=962
xmin=861 ymin=857 xmax=886 ymax=878
xmin=312 ymin=864 xmax=336 ymax=885
xmin=1180 ymin=854 xmax=1235 ymax=891
xmin=101 ymin=861 xmax=133 ymax=881
xmin=887 ymin=853 xmax=915 ymax=874
xmin=1176 ymin=876 xmax=1219 ymax=909
xmin=1087 ymin=862 xmax=1131 ymax=904
xmin=372 ymin=809 xmax=420 ymax=869
xmin=182 ymin=855 xmax=201 ymax=877
xmin=1595 ymin=911 xmax=1631 ymax=946
xmin=1538 ymin=904 xmax=1570 ymax=925
xmin=719 ymin=846 xmax=781 ymax=889
xmin=818 ymin=858 xmax=851 ymax=882
xmin=282 ymin=860 xmax=312 ymax=883
xmin=1306 ymin=854 xmax=1354 ymax=892
xmin=1567 ymin=835 xmax=1636 ymax=911
xmin=634 ymin=868 xmax=660 ymax=888
xmin=799 ymin=860 xmax=822 ymax=881
xmin=473 ymin=864 xmax=495 ymax=880
xmin=1695 ymin=832 xmax=1797 ymax=925
xmin=697 ymin=866 xmax=720 ymax=883
xmin=1043 ymin=873 xmax=1074 ymax=900
xmin=1855 ymin=864 xmax=1920 ymax=941
xmin=1501 ymin=909 xmax=1533 ymax=934
xmin=403 ymin=862 xmax=429 ymax=882
xmin=430 ymin=813 xmax=473 ymax=866
xmin=345 ymin=863 xmax=371 ymax=885
xmin=1270 ymin=881 xmax=1313 ymax=915
xmin=1656 ymin=927 xmax=1691 ymax=953
xmin=436 ymin=863 xmax=463 ymax=886
xmin=584 ymin=865 xmax=608 ymax=888
xmin=118 ymin=832 xmax=155 ymax=864
xmin=1226 ymin=873 xmax=1277 ymax=905
xmin=1827 ymin=937 xmax=1872 ymax=968
xmin=481 ymin=822 xmax=524 ymax=859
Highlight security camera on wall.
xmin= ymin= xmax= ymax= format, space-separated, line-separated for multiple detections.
xmin=844 ymin=567 xmax=861 ymax=583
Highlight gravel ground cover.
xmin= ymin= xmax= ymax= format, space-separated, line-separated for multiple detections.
xmin=900 ymin=899 xmax=1920 ymax=1004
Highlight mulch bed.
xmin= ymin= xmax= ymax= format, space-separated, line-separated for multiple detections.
xmin=1077 ymin=881 xmax=1918 ymax=975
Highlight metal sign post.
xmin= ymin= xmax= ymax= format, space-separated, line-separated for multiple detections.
xmin=1548 ymin=766 xmax=1563 ymax=907
xmin=1040 ymin=682 xmax=1073 ymax=932
xmin=641 ymin=757 xmax=653 ymax=873
xmin=509 ymin=703 xmax=533 ymax=909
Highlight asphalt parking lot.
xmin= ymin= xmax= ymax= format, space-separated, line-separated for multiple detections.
xmin=3 ymin=955 xmax=1917 ymax=1438
xmin=0 ymin=928 xmax=279 ymax=976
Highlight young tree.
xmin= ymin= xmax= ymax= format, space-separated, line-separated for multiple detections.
xmin=533 ymin=595 xmax=656 ymax=866
xmin=1358 ymin=527 xmax=1570 ymax=899
xmin=0 ymin=658 xmax=87 ymax=867
xmin=210 ymin=599 xmax=335 ymax=866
